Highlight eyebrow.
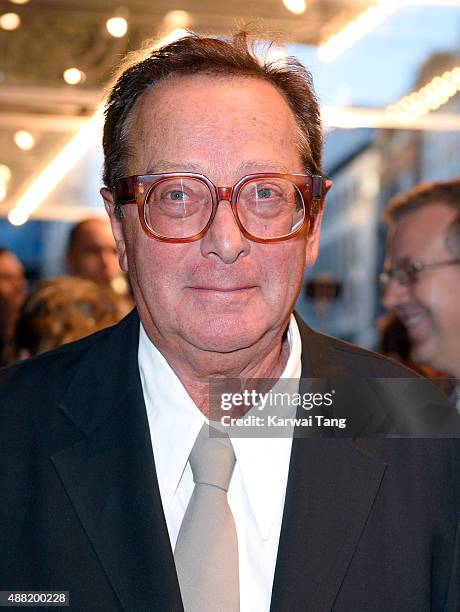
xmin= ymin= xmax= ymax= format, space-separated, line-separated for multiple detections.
xmin=146 ymin=160 xmax=294 ymax=175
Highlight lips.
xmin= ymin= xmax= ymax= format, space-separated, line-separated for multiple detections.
xmin=397 ymin=309 xmax=431 ymax=344
xmin=190 ymin=286 xmax=256 ymax=292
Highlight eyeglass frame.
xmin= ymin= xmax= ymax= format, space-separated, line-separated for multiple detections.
xmin=380 ymin=258 xmax=460 ymax=287
xmin=112 ymin=172 xmax=328 ymax=244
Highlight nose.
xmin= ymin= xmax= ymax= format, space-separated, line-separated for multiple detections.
xmin=200 ymin=200 xmax=249 ymax=264
xmin=381 ymin=277 xmax=411 ymax=311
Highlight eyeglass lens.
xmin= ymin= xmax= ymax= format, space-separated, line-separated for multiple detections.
xmin=380 ymin=261 xmax=424 ymax=287
xmin=380 ymin=267 xmax=414 ymax=287
xmin=144 ymin=176 xmax=305 ymax=240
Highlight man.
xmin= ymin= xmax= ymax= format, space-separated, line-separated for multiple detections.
xmin=1 ymin=33 xmax=459 ymax=611
xmin=382 ymin=180 xmax=460 ymax=376
xmin=0 ymin=246 xmax=27 ymax=311
xmin=0 ymin=248 xmax=27 ymax=364
xmin=66 ymin=217 xmax=122 ymax=287
xmin=382 ymin=180 xmax=460 ymax=408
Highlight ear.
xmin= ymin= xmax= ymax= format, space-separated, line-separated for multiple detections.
xmin=304 ymin=179 xmax=332 ymax=268
xmin=100 ymin=187 xmax=129 ymax=273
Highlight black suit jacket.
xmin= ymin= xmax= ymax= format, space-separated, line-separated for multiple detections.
xmin=1 ymin=310 xmax=459 ymax=611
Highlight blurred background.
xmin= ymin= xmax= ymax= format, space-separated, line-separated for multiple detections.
xmin=0 ymin=0 xmax=459 ymax=349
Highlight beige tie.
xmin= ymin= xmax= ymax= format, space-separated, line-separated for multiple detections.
xmin=174 ymin=424 xmax=240 ymax=612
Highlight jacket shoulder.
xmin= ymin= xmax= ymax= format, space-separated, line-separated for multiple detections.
xmin=295 ymin=314 xmax=419 ymax=378
xmin=0 ymin=322 xmax=116 ymax=394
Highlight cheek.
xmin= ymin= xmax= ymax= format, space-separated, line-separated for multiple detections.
xmin=258 ymin=244 xmax=305 ymax=299
xmin=438 ymin=285 xmax=460 ymax=330
xmin=128 ymin=237 xmax=187 ymax=300
xmin=413 ymin=276 xmax=456 ymax=329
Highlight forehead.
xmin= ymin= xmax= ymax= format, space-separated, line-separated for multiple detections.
xmin=390 ymin=203 xmax=456 ymax=261
xmin=75 ymin=222 xmax=113 ymax=244
xmin=0 ymin=252 xmax=22 ymax=272
xmin=127 ymin=73 xmax=303 ymax=177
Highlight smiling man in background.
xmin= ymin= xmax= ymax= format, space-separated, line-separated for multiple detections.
xmin=1 ymin=32 xmax=459 ymax=612
xmin=382 ymin=179 xmax=460 ymax=408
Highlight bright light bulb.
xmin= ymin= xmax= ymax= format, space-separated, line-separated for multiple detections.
xmin=0 ymin=164 xmax=11 ymax=183
xmin=164 ymin=10 xmax=189 ymax=29
xmin=14 ymin=130 xmax=34 ymax=150
xmin=8 ymin=0 xmax=30 ymax=4
xmin=106 ymin=17 xmax=128 ymax=38
xmin=8 ymin=208 xmax=28 ymax=226
xmin=0 ymin=12 xmax=21 ymax=30
xmin=63 ymin=68 xmax=85 ymax=85
xmin=282 ymin=0 xmax=306 ymax=15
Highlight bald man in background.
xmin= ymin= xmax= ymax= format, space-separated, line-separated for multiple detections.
xmin=66 ymin=218 xmax=122 ymax=287
xmin=0 ymin=247 xmax=27 ymax=365
xmin=0 ymin=247 xmax=27 ymax=311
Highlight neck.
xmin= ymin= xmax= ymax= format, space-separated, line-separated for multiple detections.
xmin=142 ymin=316 xmax=291 ymax=418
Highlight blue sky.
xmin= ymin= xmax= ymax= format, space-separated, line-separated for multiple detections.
xmin=289 ymin=3 xmax=460 ymax=108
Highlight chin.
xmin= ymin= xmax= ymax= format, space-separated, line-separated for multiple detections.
xmin=184 ymin=316 xmax=267 ymax=354
xmin=411 ymin=338 xmax=442 ymax=370
xmin=411 ymin=344 xmax=432 ymax=365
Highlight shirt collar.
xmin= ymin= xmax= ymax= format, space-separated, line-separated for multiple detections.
xmin=138 ymin=315 xmax=302 ymax=539
xmin=138 ymin=326 xmax=205 ymax=514
xmin=231 ymin=316 xmax=301 ymax=539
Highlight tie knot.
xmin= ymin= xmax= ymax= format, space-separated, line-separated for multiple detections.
xmin=189 ymin=425 xmax=236 ymax=491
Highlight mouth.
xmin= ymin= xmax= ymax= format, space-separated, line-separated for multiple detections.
xmin=398 ymin=310 xmax=431 ymax=344
xmin=186 ymin=286 xmax=258 ymax=305
xmin=190 ymin=286 xmax=256 ymax=292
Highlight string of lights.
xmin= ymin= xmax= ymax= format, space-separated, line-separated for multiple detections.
xmin=387 ymin=66 xmax=460 ymax=121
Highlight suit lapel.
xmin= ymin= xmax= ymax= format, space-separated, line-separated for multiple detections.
xmin=270 ymin=437 xmax=386 ymax=612
xmin=51 ymin=311 xmax=183 ymax=611
xmin=270 ymin=316 xmax=387 ymax=612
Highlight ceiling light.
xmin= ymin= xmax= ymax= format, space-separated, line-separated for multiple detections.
xmin=318 ymin=0 xmax=399 ymax=63
xmin=63 ymin=68 xmax=86 ymax=85
xmin=0 ymin=12 xmax=21 ymax=30
xmin=321 ymin=105 xmax=460 ymax=130
xmin=282 ymin=0 xmax=307 ymax=15
xmin=163 ymin=10 xmax=190 ymax=29
xmin=386 ymin=66 xmax=460 ymax=121
xmin=106 ymin=16 xmax=128 ymax=38
xmin=14 ymin=130 xmax=35 ymax=150
xmin=8 ymin=107 xmax=103 ymax=226
xmin=9 ymin=0 xmax=30 ymax=4
xmin=0 ymin=164 xmax=11 ymax=183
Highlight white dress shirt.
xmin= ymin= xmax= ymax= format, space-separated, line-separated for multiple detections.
xmin=138 ymin=317 xmax=302 ymax=612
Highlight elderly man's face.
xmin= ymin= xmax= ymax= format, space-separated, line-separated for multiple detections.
xmin=382 ymin=203 xmax=460 ymax=375
xmin=105 ymin=75 xmax=322 ymax=357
